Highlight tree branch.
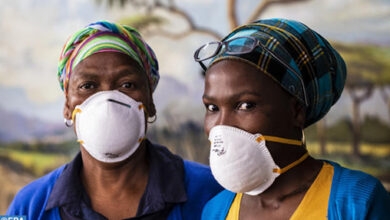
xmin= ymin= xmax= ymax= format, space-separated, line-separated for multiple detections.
xmin=148 ymin=26 xmax=222 ymax=40
xmin=246 ymin=0 xmax=310 ymax=23
xmin=148 ymin=0 xmax=222 ymax=40
xmin=379 ymin=86 xmax=390 ymax=122
xmin=247 ymin=0 xmax=271 ymax=23
xmin=227 ymin=0 xmax=238 ymax=30
xmin=347 ymin=84 xmax=374 ymax=104
xmin=379 ymin=85 xmax=389 ymax=102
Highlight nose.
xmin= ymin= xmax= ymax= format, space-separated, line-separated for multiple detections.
xmin=99 ymin=83 xmax=116 ymax=92
xmin=215 ymin=109 xmax=237 ymax=128
xmin=205 ymin=108 xmax=239 ymax=136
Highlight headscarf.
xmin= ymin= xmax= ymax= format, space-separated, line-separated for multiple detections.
xmin=58 ymin=21 xmax=159 ymax=95
xmin=209 ymin=19 xmax=346 ymax=127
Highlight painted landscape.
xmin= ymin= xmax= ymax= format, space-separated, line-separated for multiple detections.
xmin=1 ymin=0 xmax=389 ymax=213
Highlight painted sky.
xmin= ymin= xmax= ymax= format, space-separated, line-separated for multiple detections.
xmin=0 ymin=0 xmax=389 ymax=127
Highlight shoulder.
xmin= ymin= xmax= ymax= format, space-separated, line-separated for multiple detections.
xmin=6 ymin=165 xmax=65 ymax=216
xmin=183 ymin=160 xmax=213 ymax=180
xmin=175 ymin=160 xmax=223 ymax=219
xmin=149 ymin=140 xmax=218 ymax=188
xmin=329 ymin=161 xmax=385 ymax=198
xmin=183 ymin=160 xmax=222 ymax=193
xmin=327 ymin=161 xmax=390 ymax=219
xmin=201 ymin=190 xmax=236 ymax=220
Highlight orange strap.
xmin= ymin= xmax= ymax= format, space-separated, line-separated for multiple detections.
xmin=256 ymin=135 xmax=303 ymax=146
xmin=72 ymin=108 xmax=82 ymax=122
xmin=273 ymin=152 xmax=309 ymax=174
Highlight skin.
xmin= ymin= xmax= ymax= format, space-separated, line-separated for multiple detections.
xmin=203 ymin=59 xmax=323 ymax=220
xmin=63 ymin=52 xmax=156 ymax=220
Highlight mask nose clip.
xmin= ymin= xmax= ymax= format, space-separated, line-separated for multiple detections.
xmin=107 ymin=99 xmax=132 ymax=108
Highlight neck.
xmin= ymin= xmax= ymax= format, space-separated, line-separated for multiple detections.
xmin=248 ymin=152 xmax=322 ymax=207
xmin=80 ymin=141 xmax=149 ymax=199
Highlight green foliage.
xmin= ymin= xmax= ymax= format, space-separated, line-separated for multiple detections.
xmin=0 ymin=140 xmax=79 ymax=155
xmin=307 ymin=141 xmax=390 ymax=158
xmin=315 ymin=152 xmax=390 ymax=177
xmin=326 ymin=118 xmax=353 ymax=142
xmin=333 ymin=42 xmax=390 ymax=86
xmin=0 ymin=140 xmax=78 ymax=177
xmin=305 ymin=119 xmax=352 ymax=142
xmin=0 ymin=148 xmax=70 ymax=177
xmin=361 ymin=115 xmax=390 ymax=143
xmin=308 ymin=141 xmax=390 ymax=180
xmin=305 ymin=116 xmax=390 ymax=144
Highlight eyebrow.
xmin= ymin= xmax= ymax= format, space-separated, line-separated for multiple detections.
xmin=203 ymin=90 xmax=263 ymax=101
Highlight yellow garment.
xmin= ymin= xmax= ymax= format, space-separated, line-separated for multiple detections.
xmin=290 ymin=162 xmax=334 ymax=220
xmin=226 ymin=193 xmax=243 ymax=220
xmin=225 ymin=162 xmax=334 ymax=220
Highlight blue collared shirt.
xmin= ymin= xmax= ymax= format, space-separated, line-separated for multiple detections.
xmin=45 ymin=140 xmax=187 ymax=219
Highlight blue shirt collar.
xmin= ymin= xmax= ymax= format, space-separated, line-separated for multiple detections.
xmin=45 ymin=140 xmax=187 ymax=217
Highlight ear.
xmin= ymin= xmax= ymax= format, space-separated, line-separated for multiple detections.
xmin=291 ymin=98 xmax=306 ymax=129
xmin=63 ymin=97 xmax=72 ymax=120
xmin=147 ymin=98 xmax=156 ymax=118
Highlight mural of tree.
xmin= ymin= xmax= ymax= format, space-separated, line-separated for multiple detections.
xmin=334 ymin=42 xmax=390 ymax=157
xmin=380 ymin=86 xmax=390 ymax=122
xmin=316 ymin=118 xmax=327 ymax=155
xmin=97 ymin=0 xmax=310 ymax=38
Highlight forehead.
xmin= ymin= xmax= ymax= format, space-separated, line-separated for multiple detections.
xmin=205 ymin=59 xmax=272 ymax=92
xmin=71 ymin=52 xmax=145 ymax=79
xmin=204 ymin=59 xmax=292 ymax=102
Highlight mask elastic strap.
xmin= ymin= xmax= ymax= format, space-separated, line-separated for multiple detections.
xmin=72 ymin=108 xmax=82 ymax=122
xmin=255 ymin=135 xmax=308 ymax=174
xmin=138 ymin=104 xmax=148 ymax=140
xmin=138 ymin=137 xmax=146 ymax=143
xmin=72 ymin=108 xmax=83 ymax=144
xmin=256 ymin=136 xmax=302 ymax=146
xmin=139 ymin=103 xmax=150 ymax=118
xmin=273 ymin=152 xmax=309 ymax=174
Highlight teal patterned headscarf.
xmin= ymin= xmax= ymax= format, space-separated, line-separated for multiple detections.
xmin=209 ymin=19 xmax=347 ymax=127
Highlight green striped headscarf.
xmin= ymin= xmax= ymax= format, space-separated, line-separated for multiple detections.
xmin=58 ymin=21 xmax=159 ymax=95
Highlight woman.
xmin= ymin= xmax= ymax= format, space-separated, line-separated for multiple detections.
xmin=194 ymin=19 xmax=390 ymax=219
xmin=7 ymin=21 xmax=222 ymax=220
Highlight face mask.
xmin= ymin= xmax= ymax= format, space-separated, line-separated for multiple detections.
xmin=208 ymin=125 xmax=308 ymax=196
xmin=72 ymin=90 xmax=146 ymax=163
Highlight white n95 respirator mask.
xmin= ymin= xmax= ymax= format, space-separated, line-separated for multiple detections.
xmin=209 ymin=125 xmax=308 ymax=196
xmin=71 ymin=90 xmax=146 ymax=163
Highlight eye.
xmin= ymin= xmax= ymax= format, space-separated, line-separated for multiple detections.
xmin=237 ymin=102 xmax=255 ymax=110
xmin=205 ymin=104 xmax=219 ymax=112
xmin=121 ymin=82 xmax=135 ymax=89
xmin=79 ymin=82 xmax=96 ymax=90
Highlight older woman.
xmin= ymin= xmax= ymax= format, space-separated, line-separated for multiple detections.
xmin=7 ymin=21 xmax=222 ymax=220
xmin=194 ymin=19 xmax=390 ymax=219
